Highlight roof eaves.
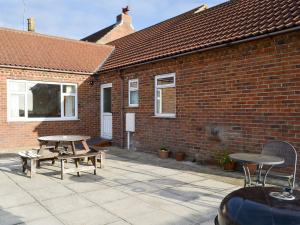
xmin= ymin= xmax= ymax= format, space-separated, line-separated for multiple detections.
xmin=0 ymin=64 xmax=94 ymax=75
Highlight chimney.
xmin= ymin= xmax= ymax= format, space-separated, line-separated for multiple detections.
xmin=116 ymin=6 xmax=132 ymax=25
xmin=27 ymin=17 xmax=35 ymax=32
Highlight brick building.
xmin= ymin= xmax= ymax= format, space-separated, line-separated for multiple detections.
xmin=0 ymin=0 xmax=299 ymax=173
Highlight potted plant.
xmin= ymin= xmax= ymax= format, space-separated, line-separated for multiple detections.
xmin=175 ymin=151 xmax=185 ymax=161
xmin=158 ymin=145 xmax=170 ymax=159
xmin=215 ymin=150 xmax=236 ymax=171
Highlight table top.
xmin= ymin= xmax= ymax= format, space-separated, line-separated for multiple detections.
xmin=229 ymin=153 xmax=284 ymax=165
xmin=38 ymin=135 xmax=90 ymax=142
xmin=217 ymin=187 xmax=300 ymax=225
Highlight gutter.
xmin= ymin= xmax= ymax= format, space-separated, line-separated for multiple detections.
xmin=0 ymin=64 xmax=93 ymax=75
xmin=99 ymin=26 xmax=300 ymax=73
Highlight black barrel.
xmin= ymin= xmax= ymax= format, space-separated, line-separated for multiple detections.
xmin=215 ymin=187 xmax=300 ymax=225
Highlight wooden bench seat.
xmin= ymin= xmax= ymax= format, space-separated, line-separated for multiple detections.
xmin=19 ymin=151 xmax=41 ymax=178
xmin=57 ymin=151 xmax=105 ymax=180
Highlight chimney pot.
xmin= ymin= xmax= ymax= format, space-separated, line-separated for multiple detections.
xmin=122 ymin=6 xmax=130 ymax=15
xmin=27 ymin=17 xmax=35 ymax=32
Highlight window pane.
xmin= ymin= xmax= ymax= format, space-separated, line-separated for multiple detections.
xmin=64 ymin=96 xmax=75 ymax=117
xmin=27 ymin=83 xmax=61 ymax=118
xmin=129 ymin=81 xmax=138 ymax=89
xmin=130 ymin=90 xmax=138 ymax=105
xmin=156 ymin=87 xmax=175 ymax=114
xmin=63 ymin=85 xmax=75 ymax=94
xmin=103 ymin=87 xmax=112 ymax=113
xmin=156 ymin=90 xmax=162 ymax=114
xmin=157 ymin=76 xmax=174 ymax=86
xmin=9 ymin=81 xmax=26 ymax=92
xmin=10 ymin=94 xmax=25 ymax=118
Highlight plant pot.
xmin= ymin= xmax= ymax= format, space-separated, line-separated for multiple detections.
xmin=159 ymin=150 xmax=169 ymax=159
xmin=223 ymin=161 xmax=236 ymax=171
xmin=175 ymin=152 xmax=185 ymax=161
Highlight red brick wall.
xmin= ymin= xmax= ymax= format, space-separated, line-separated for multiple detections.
xmin=100 ymin=31 xmax=300 ymax=169
xmin=0 ymin=68 xmax=100 ymax=151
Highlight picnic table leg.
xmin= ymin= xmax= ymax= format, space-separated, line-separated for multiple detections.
xmin=60 ymin=159 xmax=64 ymax=180
xmin=100 ymin=152 xmax=105 ymax=168
xmin=82 ymin=140 xmax=90 ymax=152
xmin=91 ymin=156 xmax=97 ymax=175
xmin=74 ymin=158 xmax=80 ymax=177
xmin=30 ymin=159 xmax=37 ymax=178
xmin=71 ymin=141 xmax=76 ymax=155
xmin=21 ymin=157 xmax=27 ymax=173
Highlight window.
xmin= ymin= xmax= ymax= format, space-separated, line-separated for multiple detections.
xmin=7 ymin=80 xmax=77 ymax=121
xmin=128 ymin=79 xmax=139 ymax=107
xmin=155 ymin=73 xmax=176 ymax=117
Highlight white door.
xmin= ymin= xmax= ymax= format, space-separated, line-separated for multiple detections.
xmin=101 ymin=83 xmax=112 ymax=139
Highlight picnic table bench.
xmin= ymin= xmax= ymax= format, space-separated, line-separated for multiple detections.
xmin=19 ymin=148 xmax=105 ymax=179
xmin=58 ymin=151 xmax=104 ymax=180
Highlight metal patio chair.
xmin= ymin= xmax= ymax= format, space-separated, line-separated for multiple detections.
xmin=261 ymin=140 xmax=297 ymax=189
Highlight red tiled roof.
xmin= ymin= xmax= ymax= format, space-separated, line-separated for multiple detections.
xmin=101 ymin=0 xmax=300 ymax=71
xmin=0 ymin=28 xmax=114 ymax=74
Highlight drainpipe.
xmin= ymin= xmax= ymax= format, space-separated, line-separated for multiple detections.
xmin=118 ymin=70 xmax=125 ymax=148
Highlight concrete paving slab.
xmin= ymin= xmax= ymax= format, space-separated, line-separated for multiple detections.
xmin=126 ymin=209 xmax=194 ymax=225
xmin=65 ymin=180 xmax=110 ymax=193
xmin=115 ymin=181 xmax=161 ymax=195
xmin=28 ymin=184 xmax=74 ymax=201
xmin=107 ymin=220 xmax=132 ymax=225
xmin=82 ymin=188 xmax=130 ymax=205
xmin=0 ymin=190 xmax=35 ymax=209
xmin=41 ymin=194 xmax=95 ymax=214
xmin=56 ymin=205 xmax=119 ymax=225
xmin=0 ymin=203 xmax=50 ymax=225
xmin=102 ymin=196 xmax=156 ymax=220
xmin=20 ymin=216 xmax=64 ymax=225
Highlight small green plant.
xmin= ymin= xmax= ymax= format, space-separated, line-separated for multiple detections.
xmin=215 ymin=150 xmax=233 ymax=167
xmin=160 ymin=145 xmax=168 ymax=151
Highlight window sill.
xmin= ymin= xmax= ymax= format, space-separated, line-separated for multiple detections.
xmin=128 ymin=105 xmax=139 ymax=108
xmin=7 ymin=118 xmax=79 ymax=122
xmin=152 ymin=115 xmax=176 ymax=119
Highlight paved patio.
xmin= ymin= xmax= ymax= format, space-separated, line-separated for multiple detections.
xmin=0 ymin=147 xmax=244 ymax=225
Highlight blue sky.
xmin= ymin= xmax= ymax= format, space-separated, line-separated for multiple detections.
xmin=0 ymin=0 xmax=226 ymax=40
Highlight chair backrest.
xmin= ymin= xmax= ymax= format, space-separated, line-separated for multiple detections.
xmin=262 ymin=140 xmax=297 ymax=169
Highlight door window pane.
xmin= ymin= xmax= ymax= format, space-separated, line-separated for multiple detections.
xmin=64 ymin=96 xmax=75 ymax=117
xmin=103 ymin=88 xmax=112 ymax=113
xmin=10 ymin=94 xmax=25 ymax=118
xmin=157 ymin=76 xmax=174 ymax=86
xmin=63 ymin=85 xmax=75 ymax=94
xmin=27 ymin=83 xmax=61 ymax=118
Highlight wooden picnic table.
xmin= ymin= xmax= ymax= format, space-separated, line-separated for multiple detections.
xmin=37 ymin=135 xmax=91 ymax=156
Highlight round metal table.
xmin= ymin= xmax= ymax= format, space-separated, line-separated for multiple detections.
xmin=230 ymin=153 xmax=284 ymax=187
xmin=215 ymin=187 xmax=300 ymax=225
xmin=38 ymin=135 xmax=91 ymax=155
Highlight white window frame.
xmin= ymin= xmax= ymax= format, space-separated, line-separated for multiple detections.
xmin=7 ymin=79 xmax=78 ymax=122
xmin=154 ymin=73 xmax=176 ymax=118
xmin=128 ymin=79 xmax=139 ymax=107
